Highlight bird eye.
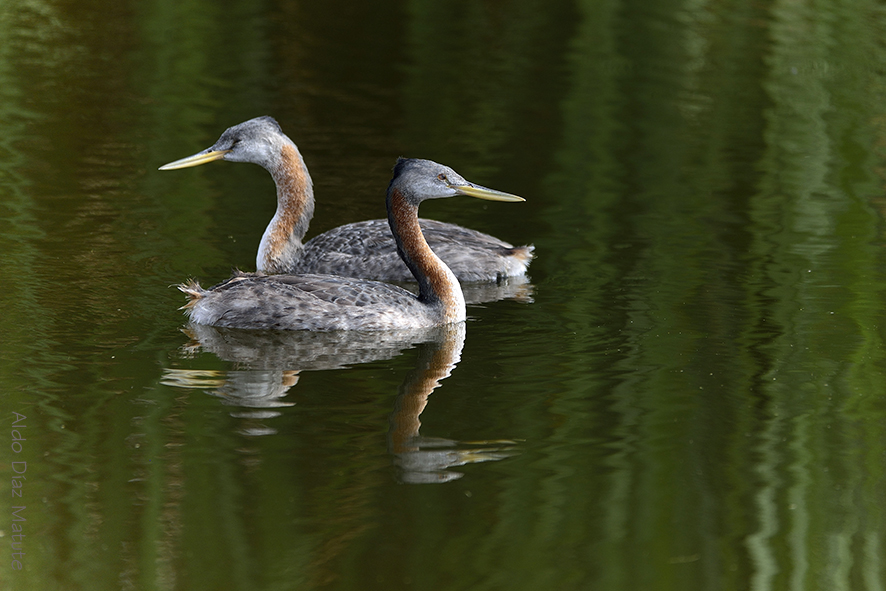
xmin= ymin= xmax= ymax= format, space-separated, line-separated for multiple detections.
xmin=437 ymin=173 xmax=447 ymax=182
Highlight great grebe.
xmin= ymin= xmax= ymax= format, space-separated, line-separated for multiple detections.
xmin=159 ymin=117 xmax=533 ymax=282
xmin=176 ymin=158 xmax=525 ymax=331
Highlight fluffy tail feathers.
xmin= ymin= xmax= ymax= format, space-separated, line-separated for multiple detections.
xmin=177 ymin=279 xmax=205 ymax=311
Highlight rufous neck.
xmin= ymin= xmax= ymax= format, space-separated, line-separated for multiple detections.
xmin=256 ymin=141 xmax=314 ymax=273
xmin=387 ymin=189 xmax=465 ymax=322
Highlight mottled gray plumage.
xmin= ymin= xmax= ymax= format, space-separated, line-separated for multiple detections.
xmin=159 ymin=116 xmax=533 ymax=282
xmin=181 ymin=271 xmax=450 ymax=331
xmin=175 ymin=158 xmax=526 ymax=331
xmin=294 ymin=218 xmax=532 ymax=282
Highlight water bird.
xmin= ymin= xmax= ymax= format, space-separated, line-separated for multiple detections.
xmin=175 ymin=158 xmax=526 ymax=331
xmin=159 ymin=116 xmax=533 ymax=282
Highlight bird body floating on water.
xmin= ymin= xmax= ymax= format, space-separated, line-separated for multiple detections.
xmin=159 ymin=116 xmax=533 ymax=282
xmin=175 ymin=158 xmax=526 ymax=331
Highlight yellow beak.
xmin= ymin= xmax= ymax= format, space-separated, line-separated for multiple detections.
xmin=158 ymin=149 xmax=232 ymax=170
xmin=454 ymin=184 xmax=525 ymax=202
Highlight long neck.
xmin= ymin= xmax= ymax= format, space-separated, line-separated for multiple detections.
xmin=387 ymin=189 xmax=465 ymax=323
xmin=256 ymin=141 xmax=314 ymax=273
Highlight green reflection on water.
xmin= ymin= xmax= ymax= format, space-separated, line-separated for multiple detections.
xmin=2 ymin=0 xmax=886 ymax=590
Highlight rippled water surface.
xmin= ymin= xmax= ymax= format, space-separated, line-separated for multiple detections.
xmin=3 ymin=1 xmax=886 ymax=589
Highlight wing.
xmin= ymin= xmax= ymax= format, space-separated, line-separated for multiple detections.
xmin=186 ymin=272 xmax=435 ymax=331
xmin=296 ymin=218 xmax=533 ymax=282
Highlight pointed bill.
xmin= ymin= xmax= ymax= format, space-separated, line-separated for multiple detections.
xmin=455 ymin=183 xmax=525 ymax=202
xmin=158 ymin=149 xmax=232 ymax=170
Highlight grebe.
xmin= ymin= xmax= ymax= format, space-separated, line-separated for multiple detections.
xmin=176 ymin=158 xmax=525 ymax=331
xmin=159 ymin=117 xmax=533 ymax=282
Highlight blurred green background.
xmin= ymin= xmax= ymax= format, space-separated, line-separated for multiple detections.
xmin=2 ymin=0 xmax=886 ymax=589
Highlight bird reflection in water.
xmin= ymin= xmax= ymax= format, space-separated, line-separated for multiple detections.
xmin=160 ymin=366 xmax=297 ymax=437
xmin=387 ymin=322 xmax=519 ymax=483
xmin=161 ymin=323 xmax=518 ymax=481
xmin=161 ymin=325 xmax=433 ymax=436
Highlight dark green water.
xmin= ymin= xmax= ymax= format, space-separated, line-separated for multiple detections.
xmin=3 ymin=0 xmax=886 ymax=589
